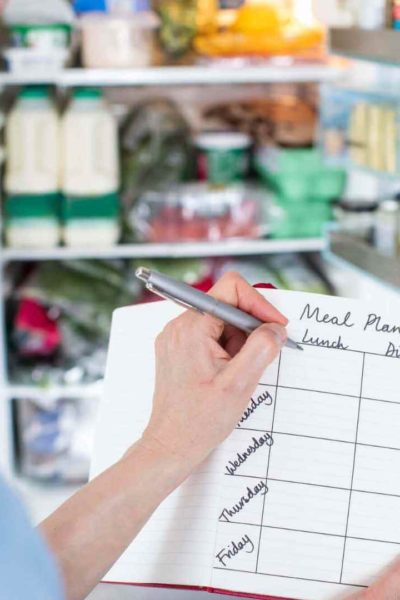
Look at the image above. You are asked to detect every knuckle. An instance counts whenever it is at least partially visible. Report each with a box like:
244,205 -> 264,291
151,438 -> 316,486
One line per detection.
155,331 -> 166,351
164,319 -> 179,337
159,322 -> 173,342
221,270 -> 242,285
255,328 -> 280,354
162,316 -> 186,344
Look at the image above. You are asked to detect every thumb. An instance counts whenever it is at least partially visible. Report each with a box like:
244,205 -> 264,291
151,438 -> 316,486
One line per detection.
219,323 -> 287,396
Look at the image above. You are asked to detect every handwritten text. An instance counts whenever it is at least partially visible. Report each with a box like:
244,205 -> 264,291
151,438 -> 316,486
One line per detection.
238,390 -> 273,427
216,534 -> 255,567
219,480 -> 268,522
225,433 -> 273,475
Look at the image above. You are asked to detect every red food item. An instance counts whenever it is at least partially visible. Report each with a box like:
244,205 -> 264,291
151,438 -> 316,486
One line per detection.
197,152 -> 208,181
145,194 -> 260,242
193,274 -> 214,292
180,215 -> 209,241
14,297 -> 61,358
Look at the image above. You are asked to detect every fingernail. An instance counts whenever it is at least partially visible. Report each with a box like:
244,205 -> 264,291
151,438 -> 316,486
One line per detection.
268,323 -> 288,345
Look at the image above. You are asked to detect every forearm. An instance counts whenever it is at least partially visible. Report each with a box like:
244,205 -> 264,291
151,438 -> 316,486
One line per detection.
40,442 -> 186,600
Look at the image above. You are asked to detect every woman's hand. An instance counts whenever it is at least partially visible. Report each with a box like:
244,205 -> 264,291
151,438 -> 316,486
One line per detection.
141,271 -> 288,477
41,272 -> 287,600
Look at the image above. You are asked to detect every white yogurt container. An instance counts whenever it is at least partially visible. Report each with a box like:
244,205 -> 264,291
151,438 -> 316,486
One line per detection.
80,11 -> 159,68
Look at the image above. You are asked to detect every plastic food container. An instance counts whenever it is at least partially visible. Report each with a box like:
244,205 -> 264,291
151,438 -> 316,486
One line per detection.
5,86 -> 61,195
9,23 -> 72,50
132,182 -> 271,243
4,47 -> 69,74
61,88 -> 120,197
255,147 -> 346,204
15,395 -> 97,483
334,199 -> 378,241
195,132 -> 252,185
80,12 -> 159,68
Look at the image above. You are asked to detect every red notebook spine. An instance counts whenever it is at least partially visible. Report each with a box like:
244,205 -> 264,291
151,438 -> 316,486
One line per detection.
104,580 -> 291,600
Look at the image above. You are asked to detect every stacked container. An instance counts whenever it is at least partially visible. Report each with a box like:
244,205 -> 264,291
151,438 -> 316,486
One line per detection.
5,86 -> 61,248
61,87 -> 120,246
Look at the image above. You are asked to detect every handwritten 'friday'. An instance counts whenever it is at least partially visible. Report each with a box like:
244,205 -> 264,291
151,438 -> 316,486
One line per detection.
299,304 -> 400,357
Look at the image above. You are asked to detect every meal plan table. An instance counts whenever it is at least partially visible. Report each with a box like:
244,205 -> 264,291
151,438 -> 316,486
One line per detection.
213,300 -> 400,594
91,289 -> 400,600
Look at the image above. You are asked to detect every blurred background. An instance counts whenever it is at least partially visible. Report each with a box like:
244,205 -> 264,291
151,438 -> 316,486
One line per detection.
0,4 -> 399,592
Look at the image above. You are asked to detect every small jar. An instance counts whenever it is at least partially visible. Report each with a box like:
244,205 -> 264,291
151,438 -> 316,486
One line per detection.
334,199 -> 378,241
374,199 -> 400,257
194,132 -> 252,186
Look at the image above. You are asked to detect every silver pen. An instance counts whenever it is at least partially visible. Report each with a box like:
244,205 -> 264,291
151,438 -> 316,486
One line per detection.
136,267 -> 303,352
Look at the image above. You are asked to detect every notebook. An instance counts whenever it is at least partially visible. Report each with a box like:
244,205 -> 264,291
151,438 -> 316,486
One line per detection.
90,289 -> 400,600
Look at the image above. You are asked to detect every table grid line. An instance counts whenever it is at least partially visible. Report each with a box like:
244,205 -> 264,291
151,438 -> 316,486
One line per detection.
235,427 -> 400,453
257,383 -> 400,406
299,343 -> 400,361
217,521 -> 400,547
224,473 -> 400,499
216,347 -> 399,589
255,352 -> 281,574
340,352 -> 365,583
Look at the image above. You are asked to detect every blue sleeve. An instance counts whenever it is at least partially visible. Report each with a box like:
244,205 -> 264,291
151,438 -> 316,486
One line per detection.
0,475 -> 65,600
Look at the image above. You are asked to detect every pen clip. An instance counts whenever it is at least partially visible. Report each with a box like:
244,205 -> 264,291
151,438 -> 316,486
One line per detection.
146,283 -> 205,315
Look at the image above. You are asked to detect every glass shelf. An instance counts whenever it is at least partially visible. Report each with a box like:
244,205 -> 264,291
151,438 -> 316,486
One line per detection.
1,238 -> 324,263
326,231 -> 400,291
330,28 -> 400,66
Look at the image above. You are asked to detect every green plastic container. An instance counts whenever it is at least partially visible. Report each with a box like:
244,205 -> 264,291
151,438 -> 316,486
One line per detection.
272,198 -> 334,239
195,132 -> 252,185
256,147 -> 347,204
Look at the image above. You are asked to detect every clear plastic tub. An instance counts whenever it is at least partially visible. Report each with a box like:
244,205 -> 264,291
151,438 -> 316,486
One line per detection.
80,12 -> 159,68
132,182 -> 272,243
4,47 -> 69,74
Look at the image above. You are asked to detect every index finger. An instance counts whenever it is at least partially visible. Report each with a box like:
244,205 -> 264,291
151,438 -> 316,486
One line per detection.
208,271 -> 288,326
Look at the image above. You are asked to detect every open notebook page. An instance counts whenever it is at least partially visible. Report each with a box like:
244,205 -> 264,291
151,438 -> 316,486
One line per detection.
90,300 -> 221,588
91,290 -> 400,599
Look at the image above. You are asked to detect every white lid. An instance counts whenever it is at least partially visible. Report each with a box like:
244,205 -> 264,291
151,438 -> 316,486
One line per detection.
195,132 -> 252,151
79,11 -> 159,28
379,199 -> 400,213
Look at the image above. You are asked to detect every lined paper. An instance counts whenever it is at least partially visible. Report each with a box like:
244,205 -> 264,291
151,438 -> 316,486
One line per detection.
91,290 -> 400,599
91,301 -> 220,587
211,290 -> 400,599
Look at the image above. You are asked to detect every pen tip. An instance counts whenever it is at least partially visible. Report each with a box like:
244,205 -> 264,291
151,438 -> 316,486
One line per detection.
136,267 -> 151,283
297,344 -> 304,351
